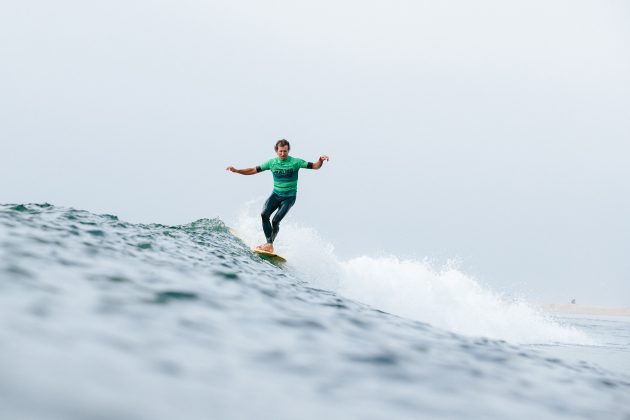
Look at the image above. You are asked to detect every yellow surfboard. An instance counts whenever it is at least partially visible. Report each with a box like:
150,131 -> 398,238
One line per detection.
229,227 -> 287,265
253,248 -> 287,265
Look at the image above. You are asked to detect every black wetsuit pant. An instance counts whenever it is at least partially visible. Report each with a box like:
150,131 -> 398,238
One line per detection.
261,193 -> 296,244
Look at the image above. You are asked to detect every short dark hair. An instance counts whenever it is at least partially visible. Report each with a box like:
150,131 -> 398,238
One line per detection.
275,139 -> 290,151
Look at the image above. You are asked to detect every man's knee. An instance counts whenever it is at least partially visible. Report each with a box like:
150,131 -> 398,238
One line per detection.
261,212 -> 271,220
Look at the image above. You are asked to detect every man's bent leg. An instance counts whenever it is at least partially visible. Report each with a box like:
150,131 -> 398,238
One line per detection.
270,196 -> 296,243
261,194 -> 281,245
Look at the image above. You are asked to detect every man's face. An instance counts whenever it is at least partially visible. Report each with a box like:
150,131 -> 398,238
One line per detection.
276,145 -> 289,160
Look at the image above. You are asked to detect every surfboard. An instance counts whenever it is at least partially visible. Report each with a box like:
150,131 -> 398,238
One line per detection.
253,248 -> 287,265
228,227 -> 287,265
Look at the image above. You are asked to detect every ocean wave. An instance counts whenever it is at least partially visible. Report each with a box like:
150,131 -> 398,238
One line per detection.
1,203 -> 628,420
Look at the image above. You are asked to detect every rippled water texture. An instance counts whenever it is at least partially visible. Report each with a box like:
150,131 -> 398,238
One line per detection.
1,204 -> 628,420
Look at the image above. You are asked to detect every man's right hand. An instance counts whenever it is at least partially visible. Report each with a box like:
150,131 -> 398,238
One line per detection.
226,166 -> 237,172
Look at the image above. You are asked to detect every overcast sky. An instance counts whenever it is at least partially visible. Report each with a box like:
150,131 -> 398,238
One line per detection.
1,0 -> 629,305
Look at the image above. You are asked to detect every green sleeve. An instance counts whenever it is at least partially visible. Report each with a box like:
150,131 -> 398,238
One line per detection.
294,158 -> 309,169
259,159 -> 273,171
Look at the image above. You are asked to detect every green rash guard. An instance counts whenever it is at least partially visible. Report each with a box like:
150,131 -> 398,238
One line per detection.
256,156 -> 313,197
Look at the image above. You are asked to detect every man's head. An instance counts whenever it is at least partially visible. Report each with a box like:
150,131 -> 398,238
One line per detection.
275,139 -> 290,160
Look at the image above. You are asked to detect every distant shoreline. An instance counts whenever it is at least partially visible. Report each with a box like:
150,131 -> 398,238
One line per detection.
537,304 -> 630,317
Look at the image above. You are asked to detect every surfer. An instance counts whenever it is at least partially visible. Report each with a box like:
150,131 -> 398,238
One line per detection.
226,139 -> 328,254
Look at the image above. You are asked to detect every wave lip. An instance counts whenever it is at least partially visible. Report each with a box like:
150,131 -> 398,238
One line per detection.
234,209 -> 591,345
338,255 -> 590,345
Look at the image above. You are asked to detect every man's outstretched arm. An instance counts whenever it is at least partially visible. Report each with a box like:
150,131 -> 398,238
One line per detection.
311,155 -> 329,170
226,166 -> 258,175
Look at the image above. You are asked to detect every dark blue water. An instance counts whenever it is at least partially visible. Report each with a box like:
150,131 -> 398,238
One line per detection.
1,204 -> 628,420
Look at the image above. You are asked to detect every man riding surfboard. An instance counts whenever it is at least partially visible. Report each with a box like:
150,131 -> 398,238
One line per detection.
226,139 -> 329,254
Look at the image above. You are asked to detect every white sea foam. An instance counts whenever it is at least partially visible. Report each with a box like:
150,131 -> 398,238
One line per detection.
233,206 -> 591,345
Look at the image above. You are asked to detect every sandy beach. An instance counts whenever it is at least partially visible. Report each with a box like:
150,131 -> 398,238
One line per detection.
538,304 -> 630,317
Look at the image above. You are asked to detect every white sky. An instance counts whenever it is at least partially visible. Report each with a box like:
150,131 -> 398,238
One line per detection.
1,0 -> 629,305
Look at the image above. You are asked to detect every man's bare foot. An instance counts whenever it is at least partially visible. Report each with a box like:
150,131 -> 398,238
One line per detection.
256,243 -> 274,253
